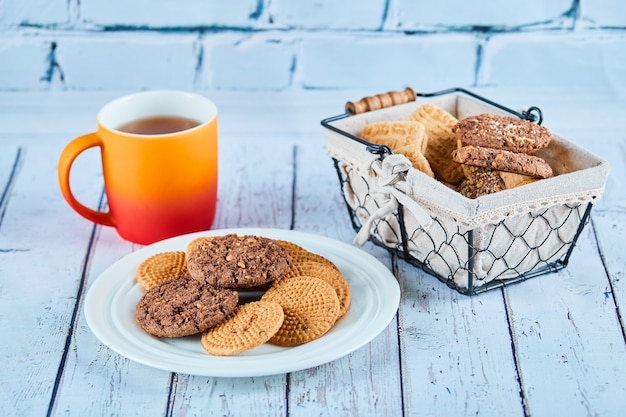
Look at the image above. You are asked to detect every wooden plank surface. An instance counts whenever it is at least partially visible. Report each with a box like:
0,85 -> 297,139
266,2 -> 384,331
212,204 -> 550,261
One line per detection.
0,146 -> 102,415
0,89 -> 625,416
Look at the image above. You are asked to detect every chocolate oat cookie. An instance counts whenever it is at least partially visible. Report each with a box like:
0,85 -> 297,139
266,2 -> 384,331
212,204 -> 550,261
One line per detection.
186,234 -> 291,289
457,168 -> 505,199
135,276 -> 238,338
455,114 -> 551,154
452,145 -> 553,179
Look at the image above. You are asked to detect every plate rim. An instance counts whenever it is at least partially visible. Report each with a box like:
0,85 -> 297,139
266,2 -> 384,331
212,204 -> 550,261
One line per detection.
84,227 -> 400,377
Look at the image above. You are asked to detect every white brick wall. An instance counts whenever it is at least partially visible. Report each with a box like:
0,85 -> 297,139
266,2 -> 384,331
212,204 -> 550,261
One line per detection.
0,0 -> 625,92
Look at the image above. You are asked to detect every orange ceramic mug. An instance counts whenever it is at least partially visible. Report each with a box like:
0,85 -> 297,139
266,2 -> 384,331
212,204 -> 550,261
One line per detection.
58,91 -> 218,245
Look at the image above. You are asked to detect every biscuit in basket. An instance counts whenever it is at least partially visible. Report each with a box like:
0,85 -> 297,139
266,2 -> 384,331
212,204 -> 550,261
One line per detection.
498,171 -> 537,189
394,144 -> 435,177
406,104 -> 465,185
452,145 -> 553,179
454,114 -> 551,153
186,234 -> 291,289
200,301 -> 284,356
261,276 -> 340,346
457,139 -> 476,179
284,260 -> 351,320
457,168 -> 505,199
135,251 -> 188,291
360,121 -> 427,153
457,139 -> 536,191
135,276 -> 238,338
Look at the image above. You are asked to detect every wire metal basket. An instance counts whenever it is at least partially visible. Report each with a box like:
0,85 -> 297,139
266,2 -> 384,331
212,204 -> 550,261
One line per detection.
322,88 -> 606,295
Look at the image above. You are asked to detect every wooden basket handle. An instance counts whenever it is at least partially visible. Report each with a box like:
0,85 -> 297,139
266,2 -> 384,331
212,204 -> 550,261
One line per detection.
345,87 -> 416,115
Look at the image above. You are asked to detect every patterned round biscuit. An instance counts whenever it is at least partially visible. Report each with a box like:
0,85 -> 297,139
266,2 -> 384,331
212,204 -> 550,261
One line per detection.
284,261 -> 351,320
275,240 -> 338,271
135,276 -> 238,338
135,251 -> 188,291
186,234 -> 291,289
200,301 -> 284,356
261,276 -> 340,347
454,114 -> 551,153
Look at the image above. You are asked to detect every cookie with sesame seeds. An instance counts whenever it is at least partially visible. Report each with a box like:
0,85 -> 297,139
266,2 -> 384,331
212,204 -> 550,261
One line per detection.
454,114 -> 551,154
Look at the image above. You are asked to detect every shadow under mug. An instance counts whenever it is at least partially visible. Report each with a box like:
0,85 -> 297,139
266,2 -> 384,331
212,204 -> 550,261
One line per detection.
58,90 -> 219,245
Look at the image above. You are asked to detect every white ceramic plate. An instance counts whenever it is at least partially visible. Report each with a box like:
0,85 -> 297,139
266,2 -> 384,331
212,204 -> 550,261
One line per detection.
84,228 -> 400,377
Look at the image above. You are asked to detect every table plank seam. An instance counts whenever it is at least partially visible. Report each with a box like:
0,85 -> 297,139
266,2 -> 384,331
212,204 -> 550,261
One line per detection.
289,145 -> 297,231
0,146 -> 23,227
165,373 -> 178,417
46,189 -> 105,417
589,216 -> 626,345
502,288 -> 531,417
392,257 -> 408,417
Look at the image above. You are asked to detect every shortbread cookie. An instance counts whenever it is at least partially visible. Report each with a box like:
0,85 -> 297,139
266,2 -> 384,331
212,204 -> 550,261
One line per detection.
406,103 -> 458,129
135,276 -> 238,338
452,145 -> 553,179
360,121 -> 427,153
186,234 -> 291,289
261,276 -> 340,347
406,104 -> 465,185
498,171 -> 537,189
457,168 -> 505,199
135,251 -> 188,291
455,114 -> 551,153
395,144 -> 435,177
201,301 -> 284,356
284,260 -> 351,320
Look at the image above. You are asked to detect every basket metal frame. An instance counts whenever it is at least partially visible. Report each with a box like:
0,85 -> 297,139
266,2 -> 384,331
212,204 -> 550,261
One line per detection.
322,87 -> 592,295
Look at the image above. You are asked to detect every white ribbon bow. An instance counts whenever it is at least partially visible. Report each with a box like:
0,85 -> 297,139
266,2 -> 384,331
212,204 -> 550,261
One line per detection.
354,154 -> 433,246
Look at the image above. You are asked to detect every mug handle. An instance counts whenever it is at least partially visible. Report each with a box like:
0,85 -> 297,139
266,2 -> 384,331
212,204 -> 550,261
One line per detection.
57,133 -> 115,227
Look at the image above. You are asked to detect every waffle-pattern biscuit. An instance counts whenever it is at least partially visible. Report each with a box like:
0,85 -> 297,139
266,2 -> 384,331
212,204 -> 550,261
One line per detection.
406,104 -> 465,185
135,276 -> 238,338
452,145 -> 553,179
201,301 -> 284,356
135,251 -> 188,291
186,234 -> 291,288
276,240 -> 339,271
284,260 -> 351,320
455,114 -> 551,153
457,168 -> 505,199
261,276 -> 340,347
360,121 -> 427,153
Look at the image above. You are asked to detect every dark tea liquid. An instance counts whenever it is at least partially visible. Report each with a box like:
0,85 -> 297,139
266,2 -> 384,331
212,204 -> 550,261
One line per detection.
117,115 -> 201,135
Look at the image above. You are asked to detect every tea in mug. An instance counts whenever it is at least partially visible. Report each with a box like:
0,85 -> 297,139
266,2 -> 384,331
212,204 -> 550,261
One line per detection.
117,115 -> 201,135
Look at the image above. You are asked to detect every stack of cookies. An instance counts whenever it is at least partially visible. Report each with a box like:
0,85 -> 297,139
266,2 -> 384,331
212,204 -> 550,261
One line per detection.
358,103 -> 554,198
452,114 -> 553,198
134,234 -> 350,356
